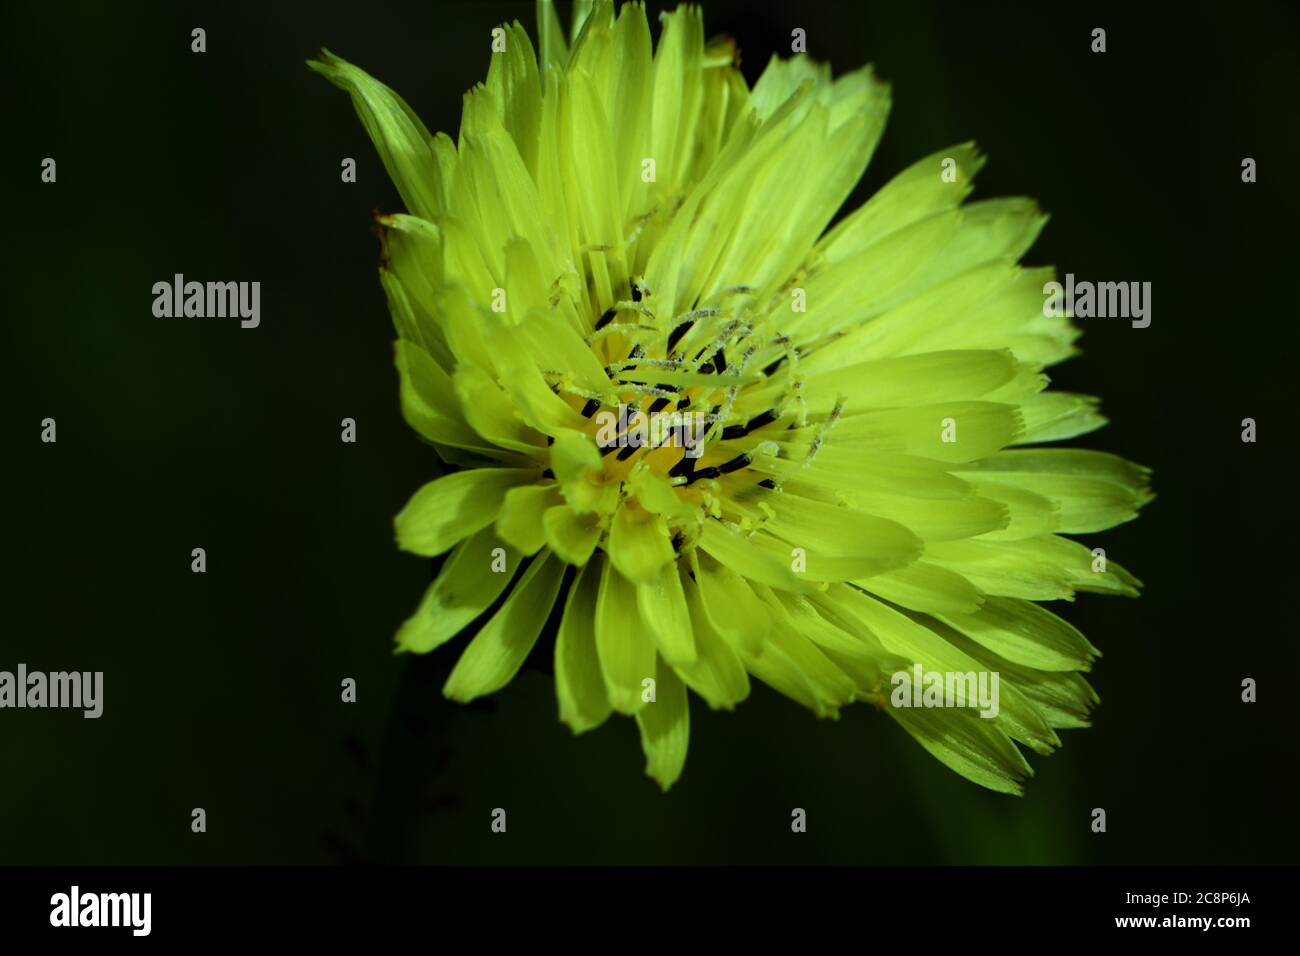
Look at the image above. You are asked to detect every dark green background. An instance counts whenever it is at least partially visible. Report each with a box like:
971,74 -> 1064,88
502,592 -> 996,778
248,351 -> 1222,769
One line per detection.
5,0 -> 1298,864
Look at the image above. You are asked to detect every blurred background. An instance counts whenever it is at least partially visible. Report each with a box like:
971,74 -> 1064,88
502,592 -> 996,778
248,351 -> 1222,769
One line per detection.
4,0 -> 1298,864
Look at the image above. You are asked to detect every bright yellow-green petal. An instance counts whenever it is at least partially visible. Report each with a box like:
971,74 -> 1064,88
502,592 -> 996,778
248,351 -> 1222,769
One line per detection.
607,498 -> 674,584
857,561 -> 985,615
554,560 -> 611,733
635,562 -> 696,665
675,573 -> 750,709
818,141 -> 984,261
594,557 -> 656,715
496,483 -> 564,555
741,611 -> 857,719
395,467 -> 536,556
938,597 -> 1099,672
394,336 -> 503,458
551,430 -> 618,514
635,656 -> 690,790
542,504 -> 604,565
756,489 -> 924,578
443,551 -> 565,701
889,704 -> 1031,796
308,51 -> 448,221
696,519 -> 809,596
395,527 -> 521,653
320,5 -> 1151,795
535,0 -> 569,72
956,449 -> 1153,533
453,364 -> 545,455
689,550 -> 770,658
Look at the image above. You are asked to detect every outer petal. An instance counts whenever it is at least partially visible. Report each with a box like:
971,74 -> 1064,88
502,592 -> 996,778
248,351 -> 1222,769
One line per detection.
554,561 -> 611,733
607,499 -> 674,584
634,656 -> 690,790
396,527 -> 521,653
888,704 -> 1031,796
443,551 -> 565,701
395,468 -> 537,556
496,484 -> 564,555
542,504 -> 604,565
635,563 -> 696,665
675,573 -> 750,709
308,51 -> 448,221
594,558 -> 656,715
937,597 -> 1099,672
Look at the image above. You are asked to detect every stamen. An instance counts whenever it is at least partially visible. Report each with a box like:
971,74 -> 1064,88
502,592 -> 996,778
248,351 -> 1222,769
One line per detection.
720,408 -> 779,440
678,308 -> 721,322
802,396 -> 845,467
715,452 -> 751,475
589,322 -> 657,346
684,465 -> 720,484
715,285 -> 754,298
667,321 -> 693,351
621,383 -> 682,400
612,356 -> 683,373
668,455 -> 697,479
540,376 -> 607,403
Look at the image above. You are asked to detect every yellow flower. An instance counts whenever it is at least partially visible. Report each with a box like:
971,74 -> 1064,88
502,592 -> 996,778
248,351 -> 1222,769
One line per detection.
310,0 -> 1151,793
